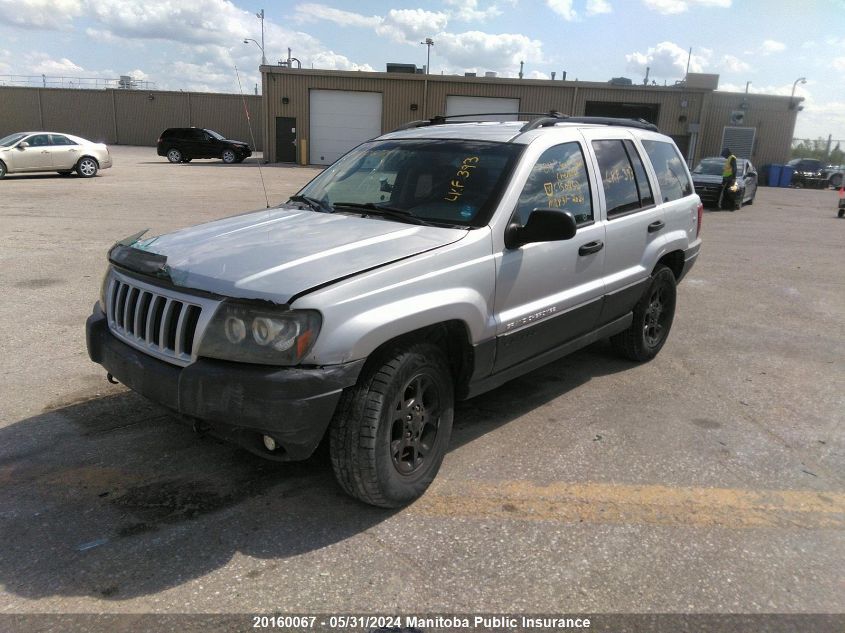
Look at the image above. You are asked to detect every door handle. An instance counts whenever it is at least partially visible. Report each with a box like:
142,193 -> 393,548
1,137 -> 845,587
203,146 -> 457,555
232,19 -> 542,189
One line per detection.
648,220 -> 665,233
41,150 -> 49,154
578,240 -> 604,256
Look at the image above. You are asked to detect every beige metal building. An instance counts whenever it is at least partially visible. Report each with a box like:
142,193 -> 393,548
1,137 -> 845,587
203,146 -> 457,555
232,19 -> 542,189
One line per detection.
260,67 -> 799,168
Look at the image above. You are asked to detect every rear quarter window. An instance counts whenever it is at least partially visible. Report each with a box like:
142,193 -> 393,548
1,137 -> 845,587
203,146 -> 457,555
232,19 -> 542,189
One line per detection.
641,140 -> 693,202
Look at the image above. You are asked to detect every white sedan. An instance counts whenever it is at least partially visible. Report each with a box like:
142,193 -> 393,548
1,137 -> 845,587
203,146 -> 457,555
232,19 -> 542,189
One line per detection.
0,132 -> 113,178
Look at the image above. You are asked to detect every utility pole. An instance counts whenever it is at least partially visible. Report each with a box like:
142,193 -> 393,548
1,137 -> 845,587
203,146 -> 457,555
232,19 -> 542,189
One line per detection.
256,9 -> 267,66
421,38 -> 434,119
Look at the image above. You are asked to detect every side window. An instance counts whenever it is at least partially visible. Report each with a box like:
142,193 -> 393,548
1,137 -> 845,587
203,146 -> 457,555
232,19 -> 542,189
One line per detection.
514,142 -> 592,225
49,134 -> 76,146
641,139 -> 693,202
592,139 -> 654,218
27,134 -> 50,147
189,129 -> 207,141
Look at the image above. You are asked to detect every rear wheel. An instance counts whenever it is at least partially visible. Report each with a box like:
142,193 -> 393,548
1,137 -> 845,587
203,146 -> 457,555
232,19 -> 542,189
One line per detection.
76,157 -> 98,178
611,265 -> 677,362
222,149 -> 237,164
166,148 -> 182,163
329,342 -> 454,507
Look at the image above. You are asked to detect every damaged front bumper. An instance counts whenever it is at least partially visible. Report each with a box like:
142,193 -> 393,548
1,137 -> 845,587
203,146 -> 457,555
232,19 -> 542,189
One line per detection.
85,306 -> 364,460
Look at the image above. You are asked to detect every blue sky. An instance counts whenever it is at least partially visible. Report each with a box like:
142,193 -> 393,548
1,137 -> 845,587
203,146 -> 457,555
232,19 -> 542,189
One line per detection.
1,0 -> 843,142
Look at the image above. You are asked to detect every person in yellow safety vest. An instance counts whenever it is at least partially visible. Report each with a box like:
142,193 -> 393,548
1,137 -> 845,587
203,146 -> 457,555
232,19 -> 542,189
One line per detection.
719,147 -> 739,211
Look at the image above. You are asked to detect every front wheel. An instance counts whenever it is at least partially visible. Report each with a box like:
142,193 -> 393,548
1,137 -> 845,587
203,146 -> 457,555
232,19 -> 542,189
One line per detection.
0,161 -> 6,178
611,265 -> 677,362
329,342 -> 454,508
76,157 -> 98,178
222,149 -> 237,164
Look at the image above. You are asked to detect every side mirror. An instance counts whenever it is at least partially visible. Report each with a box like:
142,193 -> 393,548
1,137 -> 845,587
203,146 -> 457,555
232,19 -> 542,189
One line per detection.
505,208 -> 577,250
17,141 -> 29,149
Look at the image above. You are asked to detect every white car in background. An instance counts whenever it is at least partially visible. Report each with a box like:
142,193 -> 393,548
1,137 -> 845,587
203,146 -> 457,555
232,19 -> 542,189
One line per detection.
0,132 -> 113,178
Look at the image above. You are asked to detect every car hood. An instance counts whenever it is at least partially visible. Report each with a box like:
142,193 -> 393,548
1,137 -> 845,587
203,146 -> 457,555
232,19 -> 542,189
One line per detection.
129,207 -> 468,303
691,174 -> 723,184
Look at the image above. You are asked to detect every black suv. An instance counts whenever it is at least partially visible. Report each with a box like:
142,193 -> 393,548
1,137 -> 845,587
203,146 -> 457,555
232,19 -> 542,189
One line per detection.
157,128 -> 252,164
787,158 -> 826,188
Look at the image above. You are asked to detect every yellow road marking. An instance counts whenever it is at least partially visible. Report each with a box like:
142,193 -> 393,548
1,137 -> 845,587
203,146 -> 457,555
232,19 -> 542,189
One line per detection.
411,481 -> 845,529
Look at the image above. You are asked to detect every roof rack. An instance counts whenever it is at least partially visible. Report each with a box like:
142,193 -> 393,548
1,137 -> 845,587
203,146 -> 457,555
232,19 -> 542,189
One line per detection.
390,111 -> 564,132
390,112 -> 659,134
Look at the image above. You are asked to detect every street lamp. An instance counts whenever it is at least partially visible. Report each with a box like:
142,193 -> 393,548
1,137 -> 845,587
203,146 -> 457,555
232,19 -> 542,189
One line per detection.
256,9 -> 267,66
790,76 -> 806,111
244,38 -> 266,67
420,37 -> 433,119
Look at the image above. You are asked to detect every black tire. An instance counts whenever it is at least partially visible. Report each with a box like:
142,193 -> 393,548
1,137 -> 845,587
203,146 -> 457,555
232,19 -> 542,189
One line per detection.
831,174 -> 843,189
166,148 -> 182,163
0,161 -> 6,178
838,208 -> 844,219
221,149 -> 237,164
745,194 -> 754,205
76,156 -> 98,178
610,265 -> 677,362
329,342 -> 454,508
793,181 -> 803,189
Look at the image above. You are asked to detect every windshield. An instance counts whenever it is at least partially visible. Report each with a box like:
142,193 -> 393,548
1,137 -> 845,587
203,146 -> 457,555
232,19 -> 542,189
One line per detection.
0,133 -> 27,147
295,139 -> 524,227
206,129 -> 226,140
692,159 -> 724,175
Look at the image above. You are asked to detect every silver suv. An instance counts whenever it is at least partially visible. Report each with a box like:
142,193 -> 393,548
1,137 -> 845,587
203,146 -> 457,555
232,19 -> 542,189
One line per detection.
86,115 -> 702,507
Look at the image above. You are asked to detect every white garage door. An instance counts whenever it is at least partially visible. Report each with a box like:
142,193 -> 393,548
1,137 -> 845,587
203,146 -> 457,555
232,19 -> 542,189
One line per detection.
445,96 -> 520,121
310,90 -> 383,166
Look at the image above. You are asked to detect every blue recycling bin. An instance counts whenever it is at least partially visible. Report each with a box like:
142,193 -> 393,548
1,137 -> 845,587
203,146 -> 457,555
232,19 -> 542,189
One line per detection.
767,164 -> 782,187
779,165 -> 795,187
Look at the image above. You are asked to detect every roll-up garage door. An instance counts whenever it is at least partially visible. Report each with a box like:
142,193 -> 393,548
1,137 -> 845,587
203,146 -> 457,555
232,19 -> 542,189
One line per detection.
309,90 -> 383,166
445,96 -> 520,121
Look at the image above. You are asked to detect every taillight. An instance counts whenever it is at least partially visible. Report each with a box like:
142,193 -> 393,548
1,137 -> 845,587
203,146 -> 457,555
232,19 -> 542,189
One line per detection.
696,202 -> 703,237
156,137 -> 162,144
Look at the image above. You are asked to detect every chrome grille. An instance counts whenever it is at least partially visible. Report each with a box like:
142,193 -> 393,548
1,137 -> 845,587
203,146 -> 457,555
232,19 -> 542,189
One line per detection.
105,271 -> 218,366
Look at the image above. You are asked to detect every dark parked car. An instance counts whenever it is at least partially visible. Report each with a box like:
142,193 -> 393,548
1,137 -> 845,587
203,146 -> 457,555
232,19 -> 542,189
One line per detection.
787,158 -> 827,188
691,156 -> 757,209
156,128 -> 251,164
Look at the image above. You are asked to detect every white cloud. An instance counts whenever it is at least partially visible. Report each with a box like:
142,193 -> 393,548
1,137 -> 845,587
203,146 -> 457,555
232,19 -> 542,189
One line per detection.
0,0 -> 83,30
375,9 -> 449,44
546,0 -> 577,20
586,0 -> 612,15
625,41 -> 710,79
293,3 -> 380,28
444,0 -> 502,22
720,55 -> 751,73
435,30 -> 545,74
760,39 -> 785,54
642,0 -> 730,14
528,70 -> 551,79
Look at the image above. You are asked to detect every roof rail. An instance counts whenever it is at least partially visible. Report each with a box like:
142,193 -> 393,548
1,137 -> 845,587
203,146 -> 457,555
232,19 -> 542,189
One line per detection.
390,111 -> 563,133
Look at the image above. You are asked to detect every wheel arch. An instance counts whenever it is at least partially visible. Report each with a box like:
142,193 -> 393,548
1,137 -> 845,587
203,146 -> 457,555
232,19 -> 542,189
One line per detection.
655,249 -> 684,280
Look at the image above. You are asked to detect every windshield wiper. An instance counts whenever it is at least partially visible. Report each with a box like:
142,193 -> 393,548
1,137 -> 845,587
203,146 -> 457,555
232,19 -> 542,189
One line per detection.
332,202 -> 435,226
287,194 -> 333,213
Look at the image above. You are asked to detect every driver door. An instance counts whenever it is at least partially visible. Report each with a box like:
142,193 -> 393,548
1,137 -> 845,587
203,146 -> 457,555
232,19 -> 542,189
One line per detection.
14,134 -> 53,171
493,141 -> 606,372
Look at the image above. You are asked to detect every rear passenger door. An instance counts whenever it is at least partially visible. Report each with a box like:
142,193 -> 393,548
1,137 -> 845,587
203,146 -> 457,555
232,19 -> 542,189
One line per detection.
582,130 -> 664,326
493,140 -> 606,372
49,134 -> 80,170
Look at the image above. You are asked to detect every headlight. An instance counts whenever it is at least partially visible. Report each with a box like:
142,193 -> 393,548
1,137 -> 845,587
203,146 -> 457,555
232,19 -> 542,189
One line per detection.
197,301 -> 321,365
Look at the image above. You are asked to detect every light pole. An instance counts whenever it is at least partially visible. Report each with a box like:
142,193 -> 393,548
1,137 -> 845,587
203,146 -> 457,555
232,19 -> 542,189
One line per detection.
420,37 -> 433,118
244,38 -> 265,67
256,9 -> 267,66
791,76 -> 806,103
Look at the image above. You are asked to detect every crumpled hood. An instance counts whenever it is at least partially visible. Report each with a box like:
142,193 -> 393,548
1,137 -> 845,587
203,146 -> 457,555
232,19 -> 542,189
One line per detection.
132,207 -> 468,303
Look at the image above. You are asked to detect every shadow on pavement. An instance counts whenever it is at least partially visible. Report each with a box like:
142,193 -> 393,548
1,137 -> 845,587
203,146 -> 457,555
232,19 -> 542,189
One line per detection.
0,341 -> 630,601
